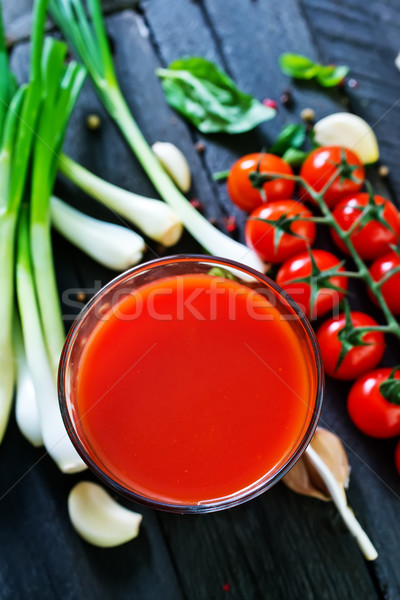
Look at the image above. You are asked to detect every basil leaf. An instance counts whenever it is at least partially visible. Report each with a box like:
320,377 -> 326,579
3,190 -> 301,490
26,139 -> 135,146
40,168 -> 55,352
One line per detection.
156,57 -> 275,134
315,65 -> 349,87
269,123 -> 307,155
279,53 -> 318,79
279,53 -> 349,88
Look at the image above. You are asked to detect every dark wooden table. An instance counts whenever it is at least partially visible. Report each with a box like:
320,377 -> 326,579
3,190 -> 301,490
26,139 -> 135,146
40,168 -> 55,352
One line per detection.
2,1 -> 400,598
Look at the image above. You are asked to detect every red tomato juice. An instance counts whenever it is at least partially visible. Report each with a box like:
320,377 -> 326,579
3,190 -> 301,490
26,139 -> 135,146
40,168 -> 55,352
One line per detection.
76,274 -> 317,505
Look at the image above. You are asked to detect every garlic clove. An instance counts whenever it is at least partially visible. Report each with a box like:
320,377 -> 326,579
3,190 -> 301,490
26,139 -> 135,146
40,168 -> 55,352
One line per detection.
152,141 -> 191,192
313,112 -> 379,164
283,427 -> 350,501
309,427 -> 350,497
68,481 -> 142,547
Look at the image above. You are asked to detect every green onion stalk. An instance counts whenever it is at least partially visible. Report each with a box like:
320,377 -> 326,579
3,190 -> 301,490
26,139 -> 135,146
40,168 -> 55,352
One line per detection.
29,8 -> 86,377
16,206 -> 85,472
49,0 -> 265,273
0,0 -> 42,440
0,0 -> 87,459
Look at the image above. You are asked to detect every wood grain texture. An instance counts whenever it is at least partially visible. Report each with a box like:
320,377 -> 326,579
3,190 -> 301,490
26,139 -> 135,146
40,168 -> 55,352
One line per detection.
300,0 -> 400,202
2,0 -> 400,598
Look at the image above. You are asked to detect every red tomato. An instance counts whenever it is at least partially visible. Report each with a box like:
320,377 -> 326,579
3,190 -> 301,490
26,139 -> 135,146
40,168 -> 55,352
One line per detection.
368,251 -> 400,314
331,193 -> 400,261
244,200 -> 316,263
275,249 -> 348,319
299,146 -> 364,208
347,368 -> 400,438
394,440 -> 400,476
227,153 -> 295,212
316,312 -> 385,380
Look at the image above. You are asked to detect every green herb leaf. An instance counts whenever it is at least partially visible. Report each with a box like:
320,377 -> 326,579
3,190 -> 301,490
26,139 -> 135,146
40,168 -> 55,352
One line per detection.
315,65 -> 349,87
156,57 -> 276,134
269,123 -> 307,155
279,54 -> 318,80
282,147 -> 309,167
279,53 -> 349,88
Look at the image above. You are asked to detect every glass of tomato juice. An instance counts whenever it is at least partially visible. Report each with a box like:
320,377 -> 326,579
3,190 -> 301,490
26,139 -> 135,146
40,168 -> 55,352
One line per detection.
58,255 -> 323,513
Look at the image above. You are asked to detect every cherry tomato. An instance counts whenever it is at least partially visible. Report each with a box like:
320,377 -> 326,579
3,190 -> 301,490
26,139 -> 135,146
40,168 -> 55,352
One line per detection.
394,440 -> 400,476
244,200 -> 316,263
227,153 -> 295,212
316,312 -> 385,380
275,249 -> 348,319
331,193 -> 400,261
299,146 -> 365,208
347,368 -> 400,438
368,251 -> 400,314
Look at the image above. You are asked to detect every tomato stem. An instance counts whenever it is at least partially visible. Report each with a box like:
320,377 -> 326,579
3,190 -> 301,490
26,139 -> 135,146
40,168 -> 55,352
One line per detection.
374,265 -> 400,288
259,169 -> 400,340
351,324 -> 396,335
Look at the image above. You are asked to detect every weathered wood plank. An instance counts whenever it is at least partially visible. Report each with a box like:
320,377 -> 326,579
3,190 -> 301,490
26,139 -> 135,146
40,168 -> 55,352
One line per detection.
300,0 -> 400,202
0,416 -> 185,600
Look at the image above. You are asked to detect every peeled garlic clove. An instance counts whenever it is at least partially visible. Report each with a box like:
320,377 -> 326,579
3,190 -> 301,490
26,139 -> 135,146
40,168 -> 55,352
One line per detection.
313,112 -> 379,164
68,481 -> 142,547
282,427 -> 350,501
152,141 -> 191,192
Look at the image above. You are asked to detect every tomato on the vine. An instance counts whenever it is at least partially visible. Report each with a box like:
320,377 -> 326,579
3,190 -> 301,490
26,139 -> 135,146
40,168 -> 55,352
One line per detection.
368,250 -> 400,314
275,249 -> 348,319
331,193 -> 400,261
316,311 -> 385,380
244,200 -> 316,263
227,153 -> 295,212
299,146 -> 365,208
347,368 -> 400,438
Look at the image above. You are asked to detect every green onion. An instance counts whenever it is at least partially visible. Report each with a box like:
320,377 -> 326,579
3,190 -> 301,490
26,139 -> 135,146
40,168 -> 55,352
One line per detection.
14,319 -> 43,448
0,5 -> 41,440
16,206 -> 86,472
49,0 -> 265,273
50,195 -> 146,270
29,13 -> 86,377
58,154 -> 183,247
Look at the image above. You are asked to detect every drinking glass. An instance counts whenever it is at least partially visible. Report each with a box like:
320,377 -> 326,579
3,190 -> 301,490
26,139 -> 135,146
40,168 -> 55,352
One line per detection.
58,255 -> 324,513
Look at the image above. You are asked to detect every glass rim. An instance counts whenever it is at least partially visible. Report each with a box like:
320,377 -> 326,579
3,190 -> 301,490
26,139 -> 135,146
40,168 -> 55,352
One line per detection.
58,254 -> 324,513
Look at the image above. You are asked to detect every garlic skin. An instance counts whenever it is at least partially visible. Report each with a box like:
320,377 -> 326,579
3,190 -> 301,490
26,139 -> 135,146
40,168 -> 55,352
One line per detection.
152,141 -> 191,193
283,427 -> 350,501
68,481 -> 142,547
283,428 -> 377,561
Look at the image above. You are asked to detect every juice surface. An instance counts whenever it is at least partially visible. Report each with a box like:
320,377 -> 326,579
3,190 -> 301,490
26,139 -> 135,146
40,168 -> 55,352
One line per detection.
76,274 -> 317,505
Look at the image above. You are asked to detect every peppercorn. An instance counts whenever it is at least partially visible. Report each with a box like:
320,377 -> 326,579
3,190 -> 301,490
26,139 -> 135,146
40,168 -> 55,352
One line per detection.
280,89 -> 293,107
300,107 -> 315,123
86,114 -> 102,130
